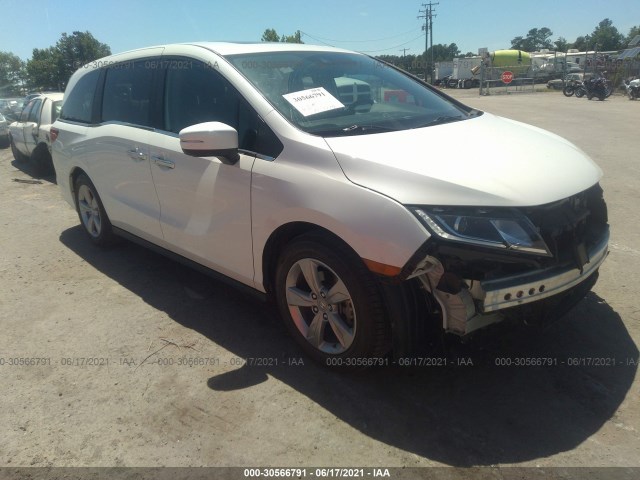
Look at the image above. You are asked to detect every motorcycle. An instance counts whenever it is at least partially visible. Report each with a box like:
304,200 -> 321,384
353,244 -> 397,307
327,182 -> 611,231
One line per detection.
583,74 -> 611,101
624,78 -> 640,100
562,78 -> 582,97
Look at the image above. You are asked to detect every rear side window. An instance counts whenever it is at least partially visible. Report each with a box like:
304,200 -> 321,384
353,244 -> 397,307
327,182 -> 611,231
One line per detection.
52,100 -> 62,122
61,69 -> 100,123
20,100 -> 35,122
27,98 -> 42,123
102,60 -> 154,127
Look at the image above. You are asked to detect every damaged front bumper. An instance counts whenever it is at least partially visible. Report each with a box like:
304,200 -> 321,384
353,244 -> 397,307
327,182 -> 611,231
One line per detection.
410,227 -> 609,336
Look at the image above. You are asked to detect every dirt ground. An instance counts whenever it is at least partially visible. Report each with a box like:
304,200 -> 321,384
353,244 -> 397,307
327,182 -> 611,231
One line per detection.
0,90 -> 638,478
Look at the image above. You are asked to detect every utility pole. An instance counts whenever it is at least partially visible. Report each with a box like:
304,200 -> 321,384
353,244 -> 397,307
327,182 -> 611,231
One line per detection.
418,2 -> 438,83
399,48 -> 411,72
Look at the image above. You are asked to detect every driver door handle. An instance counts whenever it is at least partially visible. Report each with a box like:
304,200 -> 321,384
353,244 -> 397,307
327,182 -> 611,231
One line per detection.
152,155 -> 175,169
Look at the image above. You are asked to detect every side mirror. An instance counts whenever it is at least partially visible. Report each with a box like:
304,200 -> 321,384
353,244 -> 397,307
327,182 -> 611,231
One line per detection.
179,121 -> 240,164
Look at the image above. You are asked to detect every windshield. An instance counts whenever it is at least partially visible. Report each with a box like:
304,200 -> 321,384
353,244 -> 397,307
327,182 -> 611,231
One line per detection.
226,51 -> 477,136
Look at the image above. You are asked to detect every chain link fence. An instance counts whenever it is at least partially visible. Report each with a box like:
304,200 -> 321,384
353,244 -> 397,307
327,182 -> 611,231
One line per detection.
479,64 -> 536,95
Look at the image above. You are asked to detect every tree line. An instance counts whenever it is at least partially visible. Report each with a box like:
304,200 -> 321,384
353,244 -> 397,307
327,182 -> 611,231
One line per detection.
0,31 -> 110,96
376,19 -> 639,75
511,19 -> 639,53
1,20 -> 638,97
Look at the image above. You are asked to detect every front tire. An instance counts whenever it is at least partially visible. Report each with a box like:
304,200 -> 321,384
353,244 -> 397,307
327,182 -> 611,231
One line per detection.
562,85 -> 574,97
274,233 -> 391,367
74,173 -> 115,247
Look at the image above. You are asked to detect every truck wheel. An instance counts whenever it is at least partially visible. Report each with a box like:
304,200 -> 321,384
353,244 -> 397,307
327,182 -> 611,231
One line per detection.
274,233 -> 391,367
74,173 -> 115,247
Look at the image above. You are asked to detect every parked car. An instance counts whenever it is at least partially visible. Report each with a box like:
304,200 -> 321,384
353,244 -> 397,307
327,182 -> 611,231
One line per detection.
51,43 -> 609,366
0,112 -> 9,147
9,92 -> 63,174
0,98 -> 23,122
547,73 -> 584,90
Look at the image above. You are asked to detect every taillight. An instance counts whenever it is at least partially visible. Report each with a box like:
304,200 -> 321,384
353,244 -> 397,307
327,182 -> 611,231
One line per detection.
50,127 -> 59,143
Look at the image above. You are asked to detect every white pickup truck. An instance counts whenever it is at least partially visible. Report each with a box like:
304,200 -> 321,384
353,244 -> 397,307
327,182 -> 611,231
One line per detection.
9,92 -> 63,175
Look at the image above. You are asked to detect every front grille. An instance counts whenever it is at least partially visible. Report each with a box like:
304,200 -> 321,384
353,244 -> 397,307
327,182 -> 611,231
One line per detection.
521,183 -> 608,268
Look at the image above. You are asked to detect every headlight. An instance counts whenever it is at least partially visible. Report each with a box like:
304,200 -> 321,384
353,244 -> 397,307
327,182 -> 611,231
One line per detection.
411,207 -> 551,256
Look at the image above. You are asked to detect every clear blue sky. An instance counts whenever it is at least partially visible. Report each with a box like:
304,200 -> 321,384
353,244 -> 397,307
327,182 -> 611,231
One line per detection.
0,0 -> 637,61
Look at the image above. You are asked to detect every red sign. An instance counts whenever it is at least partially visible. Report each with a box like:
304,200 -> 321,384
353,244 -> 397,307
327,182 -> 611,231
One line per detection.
501,71 -> 514,84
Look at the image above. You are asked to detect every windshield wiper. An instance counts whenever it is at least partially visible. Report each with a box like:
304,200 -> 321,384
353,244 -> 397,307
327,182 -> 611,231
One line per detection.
416,115 -> 466,128
341,124 -> 399,134
310,124 -> 399,137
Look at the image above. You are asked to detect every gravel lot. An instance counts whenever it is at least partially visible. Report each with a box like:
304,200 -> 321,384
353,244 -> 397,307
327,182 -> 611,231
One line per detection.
0,89 -> 638,478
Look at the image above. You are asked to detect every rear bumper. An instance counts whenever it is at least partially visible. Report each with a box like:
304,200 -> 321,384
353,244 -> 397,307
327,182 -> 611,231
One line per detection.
480,228 -> 609,313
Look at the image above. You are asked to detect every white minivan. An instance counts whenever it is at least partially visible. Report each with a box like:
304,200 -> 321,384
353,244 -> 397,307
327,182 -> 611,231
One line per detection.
51,43 -> 609,366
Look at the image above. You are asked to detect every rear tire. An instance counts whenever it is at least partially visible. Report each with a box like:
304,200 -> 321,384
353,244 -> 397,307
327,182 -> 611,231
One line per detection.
10,138 -> 26,162
562,85 -> 574,97
31,144 -> 54,176
74,173 -> 115,247
274,233 -> 391,368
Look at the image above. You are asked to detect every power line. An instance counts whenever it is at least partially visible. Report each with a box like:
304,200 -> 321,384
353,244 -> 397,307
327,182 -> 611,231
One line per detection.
356,33 -> 426,53
301,30 -> 426,54
300,27 -> 422,44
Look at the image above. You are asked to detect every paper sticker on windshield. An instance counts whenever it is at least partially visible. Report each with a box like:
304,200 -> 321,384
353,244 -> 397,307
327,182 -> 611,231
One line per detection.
283,88 -> 345,117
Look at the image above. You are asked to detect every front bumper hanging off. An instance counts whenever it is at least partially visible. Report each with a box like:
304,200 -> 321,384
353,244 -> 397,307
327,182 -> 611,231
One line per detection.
412,228 -> 609,336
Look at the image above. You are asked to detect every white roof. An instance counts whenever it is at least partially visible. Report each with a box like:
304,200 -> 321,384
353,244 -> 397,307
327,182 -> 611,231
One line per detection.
115,41 -> 355,58
189,42 -> 353,55
36,92 -> 64,101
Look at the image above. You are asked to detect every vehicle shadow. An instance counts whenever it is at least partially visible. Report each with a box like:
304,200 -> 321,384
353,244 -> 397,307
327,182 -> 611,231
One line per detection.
60,226 -> 638,467
10,158 -> 56,185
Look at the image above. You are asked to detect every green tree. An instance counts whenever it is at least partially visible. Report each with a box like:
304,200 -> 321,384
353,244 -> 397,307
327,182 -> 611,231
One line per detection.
589,18 -> 624,51
56,31 -> 111,83
0,51 -> 26,96
261,28 -> 281,42
626,25 -> 640,46
424,43 -> 461,63
26,31 -> 110,90
571,35 -> 591,51
511,27 -> 554,52
26,47 -> 59,90
281,30 -> 303,44
261,28 -> 304,43
554,37 -> 569,52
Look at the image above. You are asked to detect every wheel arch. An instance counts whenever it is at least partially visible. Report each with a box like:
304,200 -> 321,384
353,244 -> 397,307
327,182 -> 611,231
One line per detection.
261,222 -> 366,299
69,166 -> 89,208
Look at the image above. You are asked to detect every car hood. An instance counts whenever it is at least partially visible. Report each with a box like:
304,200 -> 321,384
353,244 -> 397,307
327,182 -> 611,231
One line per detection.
324,113 -> 602,206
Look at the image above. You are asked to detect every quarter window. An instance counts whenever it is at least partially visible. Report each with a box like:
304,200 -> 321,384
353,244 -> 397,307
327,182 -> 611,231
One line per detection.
102,60 -> 154,127
27,99 -> 42,123
60,68 -> 100,123
20,100 -> 35,122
